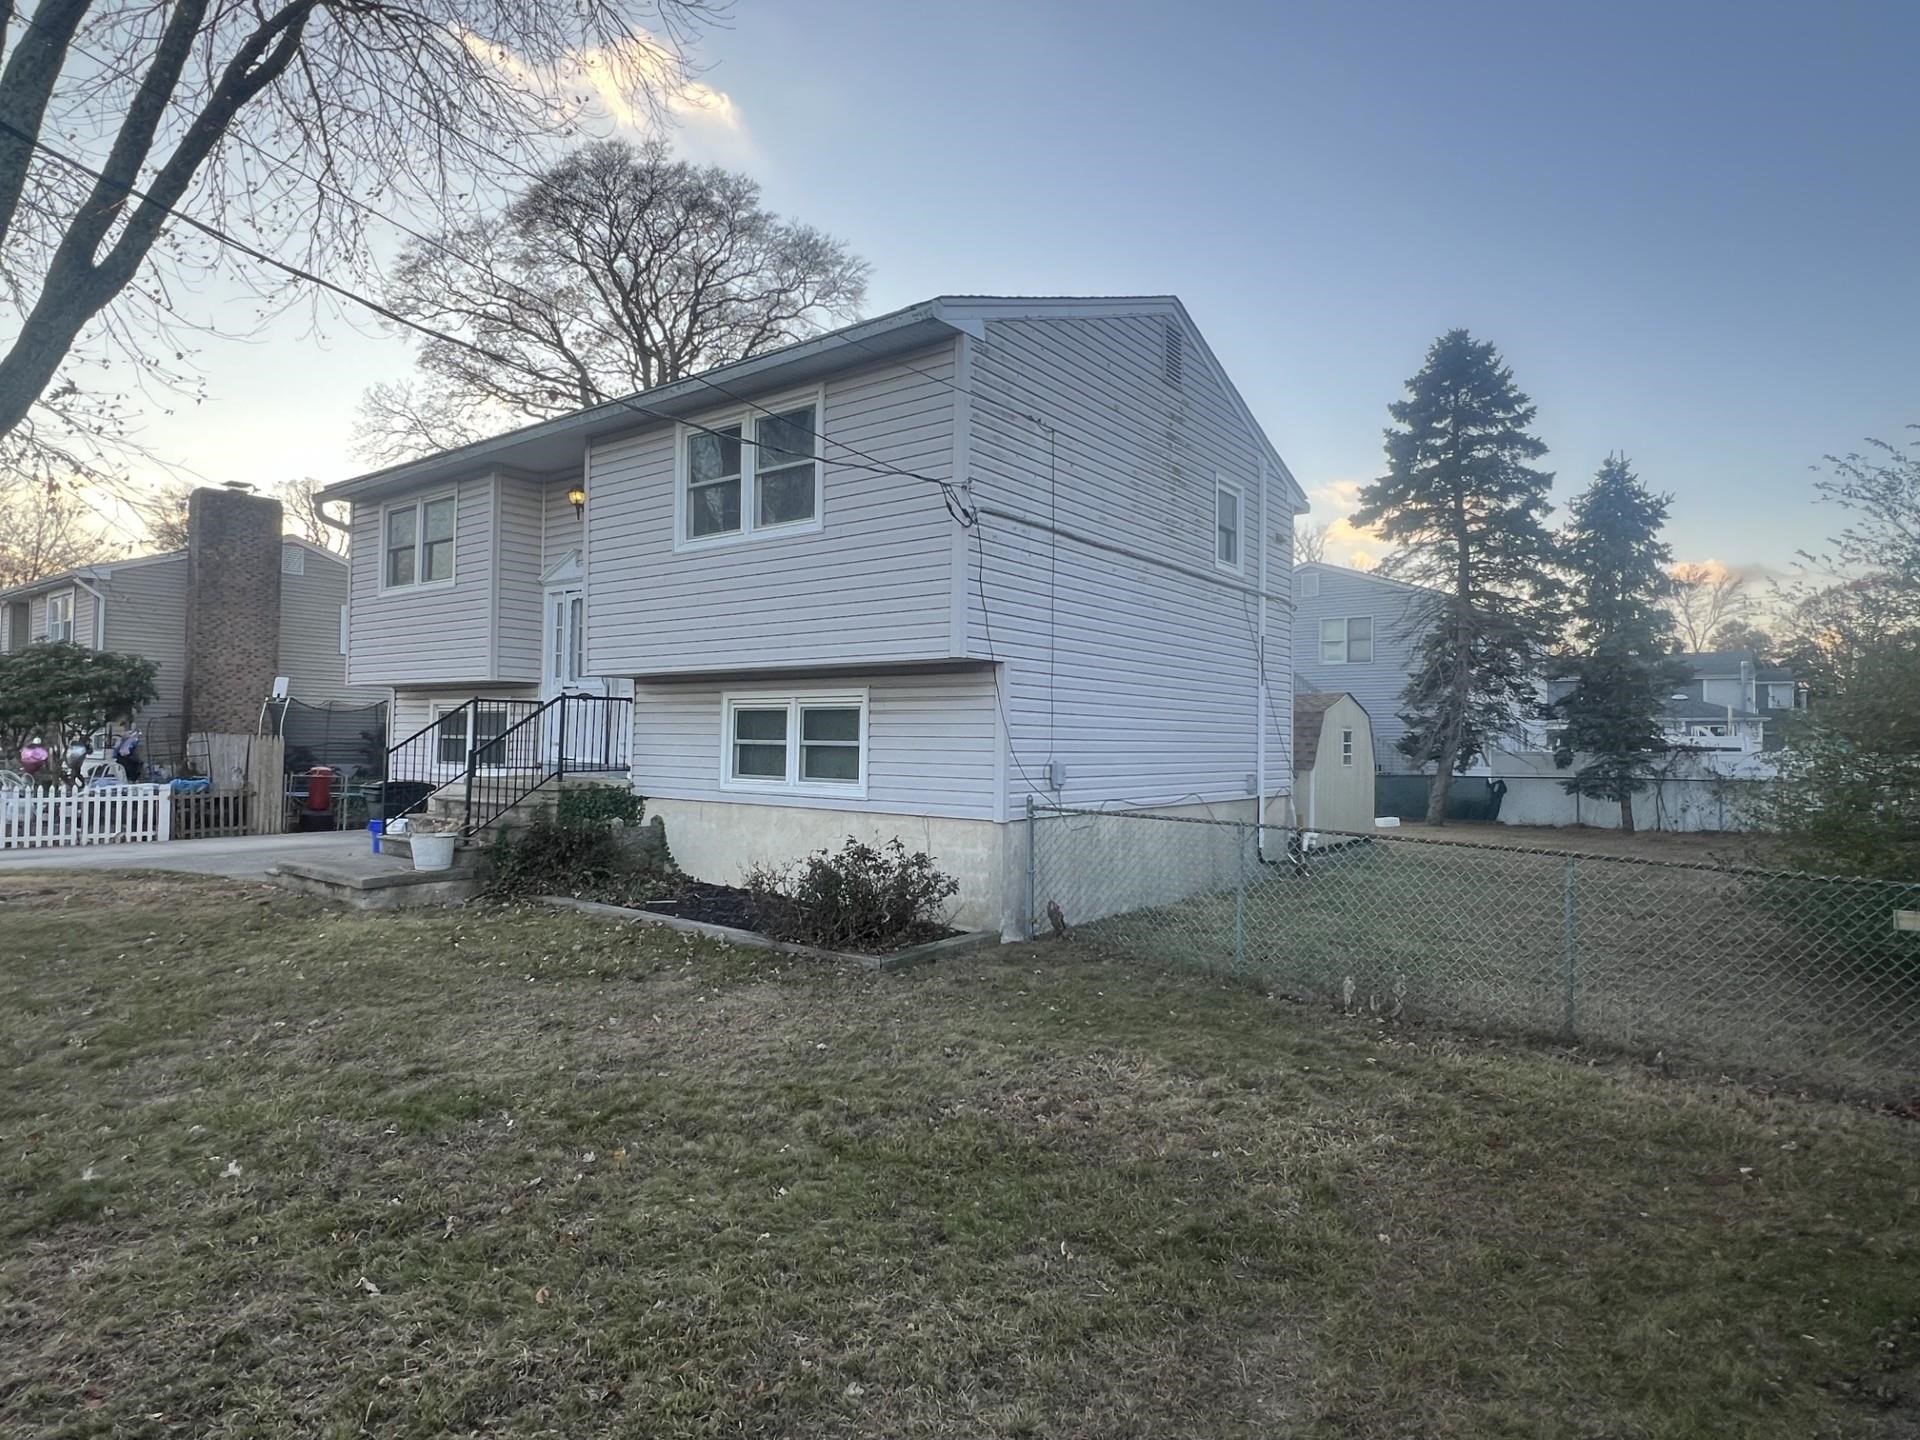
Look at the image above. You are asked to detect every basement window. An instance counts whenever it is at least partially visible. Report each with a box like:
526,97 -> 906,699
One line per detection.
722,690 -> 867,797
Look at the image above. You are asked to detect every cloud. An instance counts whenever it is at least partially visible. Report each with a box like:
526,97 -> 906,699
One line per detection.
1303,478 -> 1389,569
459,27 -> 752,165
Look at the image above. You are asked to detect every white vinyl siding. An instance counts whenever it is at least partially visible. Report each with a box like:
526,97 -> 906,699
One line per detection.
276,543 -> 383,706
633,669 -> 996,820
964,312 -> 1294,813
493,475 -> 545,684
1292,563 -> 1437,771
100,557 -> 189,744
588,344 -> 960,675
348,475 -> 498,685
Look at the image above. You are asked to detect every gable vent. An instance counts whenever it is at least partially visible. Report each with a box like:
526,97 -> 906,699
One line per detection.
1161,320 -> 1185,388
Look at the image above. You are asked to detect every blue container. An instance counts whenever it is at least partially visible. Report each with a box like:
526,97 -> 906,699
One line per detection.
368,818 -> 384,855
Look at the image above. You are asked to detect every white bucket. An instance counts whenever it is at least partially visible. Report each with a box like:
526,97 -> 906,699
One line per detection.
410,832 -> 458,871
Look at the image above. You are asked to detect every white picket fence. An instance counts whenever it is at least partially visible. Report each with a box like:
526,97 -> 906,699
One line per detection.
0,785 -> 172,850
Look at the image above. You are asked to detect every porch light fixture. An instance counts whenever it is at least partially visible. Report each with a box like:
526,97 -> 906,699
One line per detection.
567,483 -> 587,517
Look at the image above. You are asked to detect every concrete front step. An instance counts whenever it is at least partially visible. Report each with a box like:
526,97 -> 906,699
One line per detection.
269,846 -> 486,910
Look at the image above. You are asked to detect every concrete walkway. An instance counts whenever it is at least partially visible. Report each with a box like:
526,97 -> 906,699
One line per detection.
0,831 -> 370,880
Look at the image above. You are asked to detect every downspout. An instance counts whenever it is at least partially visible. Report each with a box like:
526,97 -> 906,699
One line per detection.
1254,457 -> 1270,863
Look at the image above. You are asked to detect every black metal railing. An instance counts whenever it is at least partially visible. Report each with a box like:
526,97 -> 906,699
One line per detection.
378,693 -> 633,833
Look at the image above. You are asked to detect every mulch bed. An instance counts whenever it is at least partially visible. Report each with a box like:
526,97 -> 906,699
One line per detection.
640,878 -> 758,930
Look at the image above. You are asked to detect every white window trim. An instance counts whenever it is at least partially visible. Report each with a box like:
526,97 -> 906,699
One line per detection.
44,588 -> 75,643
1298,569 -> 1320,598
1214,476 -> 1245,575
1340,728 -> 1355,767
379,490 -> 458,594
719,688 -> 868,799
1319,614 -> 1374,666
673,386 -> 827,553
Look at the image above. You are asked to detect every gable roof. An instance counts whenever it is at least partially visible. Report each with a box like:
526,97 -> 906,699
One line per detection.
0,536 -> 339,604
1293,691 -> 1368,771
1294,559 -> 1435,597
318,295 -> 1306,509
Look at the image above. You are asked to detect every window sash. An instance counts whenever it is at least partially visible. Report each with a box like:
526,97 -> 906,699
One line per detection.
723,695 -> 864,791
1215,485 -> 1240,568
1340,728 -> 1355,766
1321,616 -> 1372,664
385,495 -> 454,587
46,592 -> 73,642
682,403 -> 820,543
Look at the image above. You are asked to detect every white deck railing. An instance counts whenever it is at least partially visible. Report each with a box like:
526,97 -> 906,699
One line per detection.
0,784 -> 172,850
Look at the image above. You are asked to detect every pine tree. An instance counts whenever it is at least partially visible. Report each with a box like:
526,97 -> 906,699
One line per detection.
1553,455 -> 1692,832
1353,330 -> 1561,824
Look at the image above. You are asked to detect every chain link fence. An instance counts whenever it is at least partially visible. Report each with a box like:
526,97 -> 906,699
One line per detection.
1029,804 -> 1920,1098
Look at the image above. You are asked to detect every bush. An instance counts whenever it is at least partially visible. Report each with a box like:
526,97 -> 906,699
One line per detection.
485,791 -> 670,900
555,786 -> 646,830
744,836 -> 958,952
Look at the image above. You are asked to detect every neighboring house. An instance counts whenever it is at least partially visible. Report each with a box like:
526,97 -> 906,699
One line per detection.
0,485 -> 381,764
1291,561 -> 1436,771
319,295 -> 1306,933
1293,692 -> 1375,836
1539,650 -> 1803,757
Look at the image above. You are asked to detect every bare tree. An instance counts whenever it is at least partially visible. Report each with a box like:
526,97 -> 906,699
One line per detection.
357,138 -> 869,461
0,480 -> 119,587
140,483 -> 192,551
1666,562 -> 1750,652
273,476 -> 346,553
1294,521 -> 1329,565
0,2 -> 716,490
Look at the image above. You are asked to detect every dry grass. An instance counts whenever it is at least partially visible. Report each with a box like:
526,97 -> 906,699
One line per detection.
1,871 -> 1916,1439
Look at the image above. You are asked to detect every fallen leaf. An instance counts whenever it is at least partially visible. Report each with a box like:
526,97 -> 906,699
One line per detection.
358,1276 -> 381,1296
535,1285 -> 551,1306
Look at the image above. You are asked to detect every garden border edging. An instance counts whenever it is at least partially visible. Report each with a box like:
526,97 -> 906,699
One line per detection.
535,894 -> 1001,971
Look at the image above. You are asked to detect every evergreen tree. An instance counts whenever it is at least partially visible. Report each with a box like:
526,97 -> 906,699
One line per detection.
1353,330 -> 1561,824
1552,456 -> 1692,832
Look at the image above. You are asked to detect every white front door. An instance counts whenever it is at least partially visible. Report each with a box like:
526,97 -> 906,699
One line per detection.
543,586 -> 595,702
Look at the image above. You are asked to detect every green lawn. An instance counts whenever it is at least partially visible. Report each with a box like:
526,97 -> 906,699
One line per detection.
2,871 -> 1916,1438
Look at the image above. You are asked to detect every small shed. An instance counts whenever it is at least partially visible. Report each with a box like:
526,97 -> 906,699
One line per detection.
1293,692 -> 1375,836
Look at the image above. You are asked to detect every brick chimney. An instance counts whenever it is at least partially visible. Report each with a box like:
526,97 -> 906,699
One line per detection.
183,484 -> 283,734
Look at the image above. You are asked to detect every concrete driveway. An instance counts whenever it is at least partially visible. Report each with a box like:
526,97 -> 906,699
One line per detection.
0,831 -> 370,880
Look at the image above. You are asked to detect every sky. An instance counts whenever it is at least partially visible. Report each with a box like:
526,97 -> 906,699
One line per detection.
106,0 -> 1919,583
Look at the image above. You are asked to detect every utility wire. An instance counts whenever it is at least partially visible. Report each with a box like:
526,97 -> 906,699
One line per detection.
40,31 -> 976,518
0,116 -> 976,512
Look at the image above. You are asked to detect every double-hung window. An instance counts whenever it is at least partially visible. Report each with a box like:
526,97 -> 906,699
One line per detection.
681,397 -> 823,545
1320,616 -> 1373,665
722,691 -> 866,795
1215,479 -> 1242,571
45,590 -> 74,643
434,703 -> 510,767
384,494 -> 456,588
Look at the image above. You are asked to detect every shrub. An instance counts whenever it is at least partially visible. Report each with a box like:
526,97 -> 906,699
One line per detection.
555,786 -> 646,830
485,791 -> 670,900
486,814 -> 635,898
744,836 -> 958,952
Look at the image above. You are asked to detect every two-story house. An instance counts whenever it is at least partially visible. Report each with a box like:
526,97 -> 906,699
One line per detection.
1291,560 -> 1439,771
0,485 -> 380,766
1649,650 -> 1802,752
319,296 -> 1306,933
